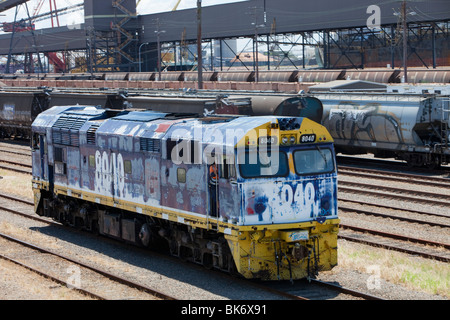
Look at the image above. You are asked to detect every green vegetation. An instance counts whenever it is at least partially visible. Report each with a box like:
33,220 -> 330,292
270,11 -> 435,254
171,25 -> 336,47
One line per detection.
338,240 -> 449,298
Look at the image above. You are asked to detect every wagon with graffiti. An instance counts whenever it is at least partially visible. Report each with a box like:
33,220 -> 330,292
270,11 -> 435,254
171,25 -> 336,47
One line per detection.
31,105 -> 339,281
315,92 -> 450,168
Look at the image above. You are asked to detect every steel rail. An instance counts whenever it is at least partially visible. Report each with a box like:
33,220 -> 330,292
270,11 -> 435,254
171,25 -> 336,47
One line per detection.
338,166 -> 450,188
339,198 -> 449,219
0,164 -> 31,174
340,223 -> 450,251
0,231 -> 177,300
338,233 -> 450,263
310,279 -> 385,300
0,252 -> 108,300
0,193 -> 384,300
0,196 -> 312,301
0,147 -> 31,157
0,158 -> 31,168
340,180 -> 450,201
339,184 -> 450,207
339,205 -> 450,229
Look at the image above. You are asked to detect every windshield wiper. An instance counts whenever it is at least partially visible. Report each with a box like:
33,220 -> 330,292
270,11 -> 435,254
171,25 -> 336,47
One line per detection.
315,145 -> 328,167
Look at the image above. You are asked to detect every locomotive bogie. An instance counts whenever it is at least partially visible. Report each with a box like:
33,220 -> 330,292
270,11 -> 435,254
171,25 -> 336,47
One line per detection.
31,105 -> 339,281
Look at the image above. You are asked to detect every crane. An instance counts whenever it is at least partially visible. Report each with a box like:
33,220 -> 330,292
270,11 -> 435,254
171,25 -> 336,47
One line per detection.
172,0 -> 181,11
33,0 -> 59,27
31,0 -> 66,72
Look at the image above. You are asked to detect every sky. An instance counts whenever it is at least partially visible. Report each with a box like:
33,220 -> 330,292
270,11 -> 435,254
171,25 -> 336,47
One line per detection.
0,0 -> 249,30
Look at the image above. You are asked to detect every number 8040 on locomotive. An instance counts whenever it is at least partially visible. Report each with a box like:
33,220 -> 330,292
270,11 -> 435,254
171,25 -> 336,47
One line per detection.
31,105 -> 339,281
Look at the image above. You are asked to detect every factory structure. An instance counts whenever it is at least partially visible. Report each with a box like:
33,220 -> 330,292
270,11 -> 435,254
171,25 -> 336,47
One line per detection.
0,0 -> 448,76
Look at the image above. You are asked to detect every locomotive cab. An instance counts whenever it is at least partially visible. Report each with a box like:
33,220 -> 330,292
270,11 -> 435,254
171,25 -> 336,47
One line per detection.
235,143 -> 337,225
215,117 -> 339,280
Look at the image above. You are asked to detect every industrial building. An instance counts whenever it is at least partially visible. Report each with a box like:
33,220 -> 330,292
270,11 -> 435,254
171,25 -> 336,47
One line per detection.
0,0 -> 448,76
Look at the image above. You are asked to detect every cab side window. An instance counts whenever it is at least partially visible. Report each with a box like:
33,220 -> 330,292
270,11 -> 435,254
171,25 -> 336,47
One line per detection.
219,156 -> 236,180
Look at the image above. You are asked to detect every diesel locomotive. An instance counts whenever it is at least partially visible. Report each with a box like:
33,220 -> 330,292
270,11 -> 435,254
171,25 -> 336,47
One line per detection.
31,105 -> 339,281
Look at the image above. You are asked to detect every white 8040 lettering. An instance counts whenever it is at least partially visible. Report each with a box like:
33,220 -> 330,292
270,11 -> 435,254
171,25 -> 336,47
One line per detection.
278,183 -> 318,216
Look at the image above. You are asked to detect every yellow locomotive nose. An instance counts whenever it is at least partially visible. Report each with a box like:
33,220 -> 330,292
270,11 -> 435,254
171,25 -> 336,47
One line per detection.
226,219 -> 339,281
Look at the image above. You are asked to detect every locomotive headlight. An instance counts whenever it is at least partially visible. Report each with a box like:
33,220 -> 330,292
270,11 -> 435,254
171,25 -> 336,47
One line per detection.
254,201 -> 267,215
281,135 -> 289,145
290,135 -> 296,144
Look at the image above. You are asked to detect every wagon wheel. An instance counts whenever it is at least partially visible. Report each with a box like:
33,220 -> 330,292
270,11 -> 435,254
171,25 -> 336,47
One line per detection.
425,155 -> 441,170
405,154 -> 423,168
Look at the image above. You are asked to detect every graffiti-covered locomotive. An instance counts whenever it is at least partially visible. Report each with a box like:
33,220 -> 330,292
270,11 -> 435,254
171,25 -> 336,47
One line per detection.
314,92 -> 450,168
31,105 -> 339,281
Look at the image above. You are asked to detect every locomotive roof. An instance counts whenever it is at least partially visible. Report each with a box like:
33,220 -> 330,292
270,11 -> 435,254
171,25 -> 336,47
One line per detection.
33,106 -> 332,149
112,110 -> 170,122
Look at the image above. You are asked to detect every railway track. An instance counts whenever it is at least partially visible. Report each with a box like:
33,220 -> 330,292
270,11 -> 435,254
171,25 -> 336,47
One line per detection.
339,181 -> 450,207
338,165 -> 450,188
339,203 -> 450,229
338,225 -> 450,263
264,278 -> 384,300
0,147 -> 31,157
2,180 -> 448,261
0,193 -> 183,300
0,191 -> 384,300
340,198 -> 449,220
0,234 -> 108,300
0,161 -> 31,175
0,195 -> 177,300
0,142 -> 32,174
336,166 -> 449,263
337,155 -> 450,174
0,143 -> 448,299
5,189 -> 447,265
1,146 -> 449,261
0,232 -> 175,300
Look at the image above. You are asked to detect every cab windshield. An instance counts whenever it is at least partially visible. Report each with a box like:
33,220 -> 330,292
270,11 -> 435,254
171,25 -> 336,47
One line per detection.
238,151 -> 289,178
293,146 -> 335,175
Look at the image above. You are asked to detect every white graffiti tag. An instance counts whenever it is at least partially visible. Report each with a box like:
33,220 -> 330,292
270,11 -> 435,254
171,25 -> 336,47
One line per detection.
95,151 -> 125,197
277,183 -> 318,218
